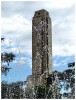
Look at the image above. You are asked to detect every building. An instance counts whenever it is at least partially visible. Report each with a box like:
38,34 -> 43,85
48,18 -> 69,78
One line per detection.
26,75 -> 33,89
32,9 -> 52,86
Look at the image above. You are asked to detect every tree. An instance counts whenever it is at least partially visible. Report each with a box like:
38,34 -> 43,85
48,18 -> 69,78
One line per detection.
1,81 -> 24,99
1,52 -> 15,66
25,62 -> 75,99
1,81 -> 9,99
1,37 -> 15,75
61,62 -> 75,99
1,65 -> 11,75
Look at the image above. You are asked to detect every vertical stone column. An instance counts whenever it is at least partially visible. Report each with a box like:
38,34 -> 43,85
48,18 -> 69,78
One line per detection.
32,9 -> 52,86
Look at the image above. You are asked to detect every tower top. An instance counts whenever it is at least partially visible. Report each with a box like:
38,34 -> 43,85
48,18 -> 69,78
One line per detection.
34,9 -> 49,18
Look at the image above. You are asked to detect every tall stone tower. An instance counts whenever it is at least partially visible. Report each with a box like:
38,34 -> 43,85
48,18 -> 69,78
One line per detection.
32,9 -> 52,86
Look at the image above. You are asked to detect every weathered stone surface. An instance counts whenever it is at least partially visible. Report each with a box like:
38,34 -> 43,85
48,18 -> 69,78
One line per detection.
32,9 -> 52,86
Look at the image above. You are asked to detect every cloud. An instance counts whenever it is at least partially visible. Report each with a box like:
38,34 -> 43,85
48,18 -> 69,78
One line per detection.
43,0 -> 75,9
2,14 -> 32,33
18,57 -> 26,64
12,56 -> 32,69
53,44 -> 75,57
1,14 -> 32,56
52,5 -> 75,57
1,0 -> 75,18
1,1 -> 75,58
1,1 -> 75,83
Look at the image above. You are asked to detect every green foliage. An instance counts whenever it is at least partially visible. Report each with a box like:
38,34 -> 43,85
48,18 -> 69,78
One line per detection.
25,88 -> 33,98
61,62 -> 75,99
1,52 -> 15,66
25,62 -> 75,99
1,81 -> 24,99
1,62 -> 75,99
1,65 -> 11,75
1,37 -> 15,75
35,85 -> 46,98
1,81 -> 8,99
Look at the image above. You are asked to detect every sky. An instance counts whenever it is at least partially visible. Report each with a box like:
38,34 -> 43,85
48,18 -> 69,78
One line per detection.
1,0 -> 75,83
